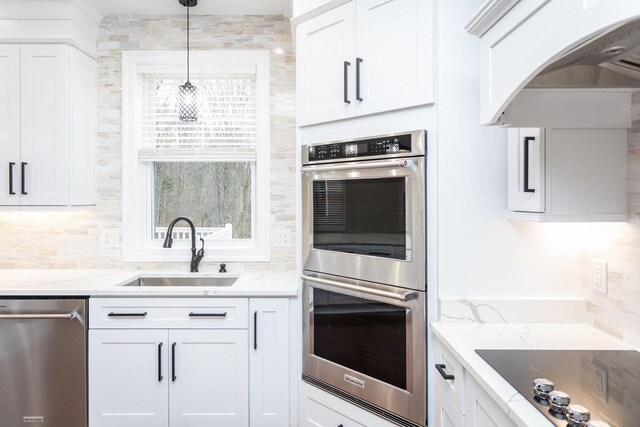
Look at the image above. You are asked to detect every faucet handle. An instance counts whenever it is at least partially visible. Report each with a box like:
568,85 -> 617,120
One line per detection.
197,238 -> 205,257
219,263 -> 227,273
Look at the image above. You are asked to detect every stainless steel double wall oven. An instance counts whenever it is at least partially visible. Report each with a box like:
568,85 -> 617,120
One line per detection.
302,130 -> 427,427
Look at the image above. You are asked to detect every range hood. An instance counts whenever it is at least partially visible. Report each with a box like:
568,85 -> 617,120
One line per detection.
526,18 -> 640,89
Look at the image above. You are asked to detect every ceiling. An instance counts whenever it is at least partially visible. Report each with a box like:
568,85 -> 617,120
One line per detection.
93,0 -> 292,17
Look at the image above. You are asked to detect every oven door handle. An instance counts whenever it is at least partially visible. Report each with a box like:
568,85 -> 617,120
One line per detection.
302,159 -> 415,173
302,275 -> 416,302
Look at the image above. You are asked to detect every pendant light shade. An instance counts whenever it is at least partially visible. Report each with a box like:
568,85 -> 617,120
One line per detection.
178,0 -> 198,121
179,81 -> 198,121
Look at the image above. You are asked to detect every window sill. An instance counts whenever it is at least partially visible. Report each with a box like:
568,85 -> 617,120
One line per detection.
122,244 -> 270,263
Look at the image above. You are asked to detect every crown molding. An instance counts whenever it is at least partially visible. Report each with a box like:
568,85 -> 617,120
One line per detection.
465,0 -> 520,37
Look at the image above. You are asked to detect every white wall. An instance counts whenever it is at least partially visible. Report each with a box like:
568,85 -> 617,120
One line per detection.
436,0 -> 582,299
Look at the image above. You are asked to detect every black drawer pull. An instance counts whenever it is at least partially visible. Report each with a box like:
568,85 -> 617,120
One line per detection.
158,342 -> 163,382
356,57 -> 363,102
108,312 -> 148,317
188,312 -> 227,317
523,136 -> 536,193
343,61 -> 351,104
8,162 -> 15,195
172,342 -> 177,381
436,364 -> 454,381
20,162 -> 27,195
253,311 -> 258,350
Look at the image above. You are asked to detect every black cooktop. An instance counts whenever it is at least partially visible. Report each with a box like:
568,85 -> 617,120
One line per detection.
476,349 -> 640,427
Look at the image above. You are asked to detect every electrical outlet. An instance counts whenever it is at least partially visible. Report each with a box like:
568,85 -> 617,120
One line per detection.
592,259 -> 608,294
593,363 -> 608,402
274,229 -> 292,247
100,230 -> 119,248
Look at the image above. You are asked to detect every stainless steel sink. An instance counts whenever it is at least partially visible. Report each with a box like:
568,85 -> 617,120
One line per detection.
124,277 -> 239,287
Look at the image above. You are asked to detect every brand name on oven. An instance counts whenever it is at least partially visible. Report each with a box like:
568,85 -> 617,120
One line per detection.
23,416 -> 44,423
344,374 -> 365,388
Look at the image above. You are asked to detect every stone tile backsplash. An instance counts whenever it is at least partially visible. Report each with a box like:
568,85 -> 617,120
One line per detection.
582,91 -> 640,345
0,15 -> 296,272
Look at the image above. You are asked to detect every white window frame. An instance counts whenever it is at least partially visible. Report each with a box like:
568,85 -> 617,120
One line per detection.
122,50 -> 270,262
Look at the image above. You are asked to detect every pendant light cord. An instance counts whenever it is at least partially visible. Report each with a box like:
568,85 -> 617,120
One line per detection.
186,3 -> 190,83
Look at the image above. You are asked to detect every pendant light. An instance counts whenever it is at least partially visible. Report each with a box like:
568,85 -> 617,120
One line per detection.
178,0 -> 198,121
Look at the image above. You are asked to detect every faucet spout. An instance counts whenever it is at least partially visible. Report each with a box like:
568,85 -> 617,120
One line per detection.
162,217 -> 205,273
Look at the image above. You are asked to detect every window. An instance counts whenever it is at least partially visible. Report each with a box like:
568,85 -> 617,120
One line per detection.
122,51 -> 270,262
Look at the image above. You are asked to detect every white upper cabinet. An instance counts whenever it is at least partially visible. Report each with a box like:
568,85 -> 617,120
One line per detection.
249,298 -> 290,427
466,0 -> 640,126
297,2 -> 357,126
296,0 -> 433,126
355,0 -> 432,116
20,45 -> 70,206
0,45 -> 20,206
507,128 -> 627,221
507,128 -> 545,214
0,44 -> 96,207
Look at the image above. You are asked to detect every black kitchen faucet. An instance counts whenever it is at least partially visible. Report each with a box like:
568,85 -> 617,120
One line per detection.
162,216 -> 205,272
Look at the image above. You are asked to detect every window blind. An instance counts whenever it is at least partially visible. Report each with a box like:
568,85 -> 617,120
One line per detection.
137,73 -> 257,162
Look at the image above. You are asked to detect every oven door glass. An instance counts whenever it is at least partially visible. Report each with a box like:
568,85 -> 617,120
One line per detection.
312,177 -> 407,260
312,287 -> 407,390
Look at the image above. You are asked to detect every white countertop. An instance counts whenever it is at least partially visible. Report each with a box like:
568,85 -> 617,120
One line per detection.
0,269 -> 298,297
431,322 -> 639,427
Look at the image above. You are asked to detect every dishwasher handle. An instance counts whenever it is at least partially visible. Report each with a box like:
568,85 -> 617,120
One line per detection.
0,312 -> 78,320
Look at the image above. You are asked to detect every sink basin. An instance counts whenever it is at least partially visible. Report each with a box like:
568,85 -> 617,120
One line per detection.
124,277 -> 239,287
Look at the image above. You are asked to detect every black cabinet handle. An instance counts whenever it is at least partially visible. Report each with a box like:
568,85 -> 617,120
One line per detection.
523,136 -> 535,193
20,162 -> 27,195
356,57 -> 363,102
8,162 -> 15,195
172,342 -> 177,381
253,311 -> 258,350
107,312 -> 148,317
158,342 -> 163,382
188,312 -> 227,317
343,61 -> 351,104
436,364 -> 455,381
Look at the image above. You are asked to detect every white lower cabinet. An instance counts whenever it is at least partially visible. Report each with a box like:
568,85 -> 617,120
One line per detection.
249,299 -> 290,427
169,329 -> 249,427
465,376 -> 515,427
433,338 -> 516,427
89,329 -> 169,427
298,380 -> 396,427
88,297 -> 290,427
434,382 -> 464,427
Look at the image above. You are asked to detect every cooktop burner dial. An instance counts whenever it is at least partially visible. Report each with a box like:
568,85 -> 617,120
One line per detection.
566,404 -> 591,426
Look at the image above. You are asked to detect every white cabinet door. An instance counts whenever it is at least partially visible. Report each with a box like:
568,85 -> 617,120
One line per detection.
507,127 -> 545,213
0,45 -> 20,206
89,329 -> 169,427
249,298 -> 290,427
20,44 -> 69,205
435,383 -> 465,427
465,375 -> 515,427
297,1 -> 356,126
169,329 -> 249,427
355,0 -> 433,116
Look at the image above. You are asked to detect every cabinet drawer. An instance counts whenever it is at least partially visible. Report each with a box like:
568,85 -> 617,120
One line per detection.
89,298 -> 248,329
305,397 -> 365,427
434,340 -> 466,415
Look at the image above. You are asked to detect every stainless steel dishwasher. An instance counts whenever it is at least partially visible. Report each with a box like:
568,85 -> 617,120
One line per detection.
0,298 -> 87,426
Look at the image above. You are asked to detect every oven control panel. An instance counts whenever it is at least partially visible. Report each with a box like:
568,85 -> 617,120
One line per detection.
307,134 -> 413,161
